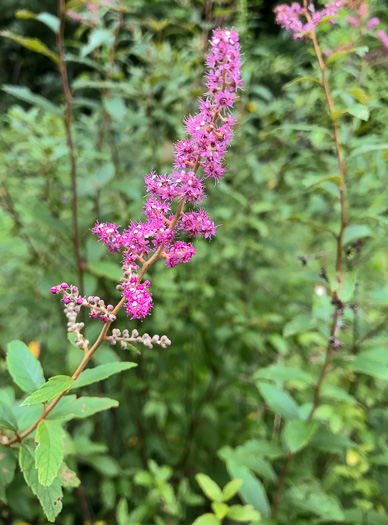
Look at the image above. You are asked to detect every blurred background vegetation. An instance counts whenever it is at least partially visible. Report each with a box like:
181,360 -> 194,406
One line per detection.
1,0 -> 388,524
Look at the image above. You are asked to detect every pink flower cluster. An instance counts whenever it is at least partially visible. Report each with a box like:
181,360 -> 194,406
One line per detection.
274,1 -> 343,40
377,30 -> 388,52
50,283 -> 116,324
275,1 -> 386,54
92,29 -> 242,320
123,278 -> 153,320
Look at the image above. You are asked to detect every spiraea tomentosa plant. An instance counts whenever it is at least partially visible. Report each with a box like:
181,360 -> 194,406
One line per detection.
0,29 -> 242,522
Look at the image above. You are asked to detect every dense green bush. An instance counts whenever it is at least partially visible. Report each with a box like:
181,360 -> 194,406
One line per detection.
1,1 -> 388,524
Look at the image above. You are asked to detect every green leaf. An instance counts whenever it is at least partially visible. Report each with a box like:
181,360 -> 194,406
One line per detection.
0,400 -> 18,432
283,419 -> 317,453
310,429 -> 353,453
283,314 -> 315,338
255,365 -> 315,385
71,362 -> 137,390
88,261 -> 123,281
2,85 -> 62,117
227,462 -> 270,517
222,478 -> 243,502
81,29 -> 114,57
331,109 -> 346,121
104,96 -> 126,121
19,444 -> 63,522
117,497 -> 130,525
282,76 -> 321,90
348,87 -> 369,105
21,376 -> 74,406
59,463 -> 80,488
67,332 -> 79,348
86,455 -> 120,477
196,474 -> 223,502
35,420 -> 66,487
342,224 -> 373,245
211,502 -> 229,519
344,509 -> 388,525
326,46 -> 368,65
346,104 -> 369,121
257,382 -> 299,419
345,356 -> 388,380
7,340 -> 45,394
302,174 -> 341,188
0,445 -> 17,503
36,13 -> 60,33
78,162 -> 115,197
0,30 -> 59,64
227,505 -> 261,521
351,143 -> 388,156
192,514 -> 221,525
15,10 -> 60,33
47,396 -> 119,421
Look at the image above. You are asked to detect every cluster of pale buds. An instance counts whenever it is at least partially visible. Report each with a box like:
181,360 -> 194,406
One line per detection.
50,283 -> 116,324
107,328 -> 171,350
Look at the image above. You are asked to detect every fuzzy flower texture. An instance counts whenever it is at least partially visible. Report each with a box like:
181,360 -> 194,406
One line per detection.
275,1 -> 382,41
90,29 -> 242,320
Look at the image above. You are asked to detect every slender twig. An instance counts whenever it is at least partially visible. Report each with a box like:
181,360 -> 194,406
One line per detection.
57,0 -> 85,297
271,4 -> 348,518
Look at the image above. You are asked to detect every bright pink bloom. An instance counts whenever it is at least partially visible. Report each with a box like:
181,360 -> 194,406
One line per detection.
346,16 -> 359,27
123,278 -> 153,320
366,17 -> 380,30
165,242 -> 197,268
91,29 -> 242,320
274,0 -> 344,39
377,30 -> 388,51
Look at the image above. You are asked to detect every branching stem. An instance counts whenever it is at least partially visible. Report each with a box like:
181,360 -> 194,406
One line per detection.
271,4 -> 348,518
3,196 -> 187,447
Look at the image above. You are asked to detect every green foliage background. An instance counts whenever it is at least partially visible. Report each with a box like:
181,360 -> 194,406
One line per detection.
1,0 -> 388,524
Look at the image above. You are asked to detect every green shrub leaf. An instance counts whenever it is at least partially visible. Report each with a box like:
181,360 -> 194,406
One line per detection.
47,396 -> 119,421
0,31 -> 59,64
284,419 -> 317,453
227,504 -> 261,521
71,362 -> 137,390
35,420 -> 66,487
0,400 -> 18,432
257,382 -> 299,419
196,474 -> 223,502
21,376 -> 74,406
192,514 -> 221,525
0,445 -> 17,503
7,340 -> 45,394
222,478 -> 243,501
59,463 -> 80,488
227,462 -> 270,517
19,444 -> 63,522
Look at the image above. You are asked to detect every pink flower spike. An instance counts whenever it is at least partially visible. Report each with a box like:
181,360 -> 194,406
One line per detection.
366,17 -> 380,30
377,30 -> 388,52
346,16 -> 360,27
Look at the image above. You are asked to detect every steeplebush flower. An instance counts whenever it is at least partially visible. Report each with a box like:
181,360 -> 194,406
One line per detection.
87,28 -> 242,320
274,1 -> 344,40
275,1 -> 386,54
377,30 -> 388,51
51,28 -> 242,350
